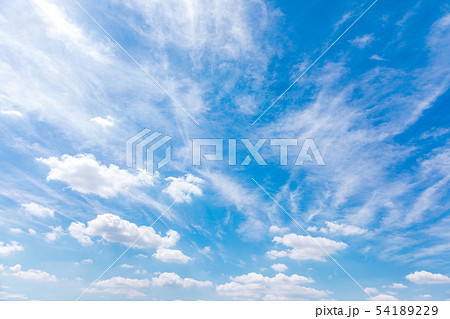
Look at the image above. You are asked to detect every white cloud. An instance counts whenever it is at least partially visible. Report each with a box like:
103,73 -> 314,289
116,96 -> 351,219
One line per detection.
31,0 -> 111,62
0,291 -> 27,300
91,276 -> 151,299
90,115 -> 114,128
269,225 -> 290,234
370,54 -> 386,61
321,221 -> 367,236
9,228 -> 23,234
0,110 -> 22,117
21,202 -> 54,218
267,234 -> 347,261
306,226 -> 318,232
134,269 -> 148,275
271,264 -> 288,272
152,248 -> 191,264
216,272 -> 326,300
406,271 -> 450,284
0,241 -> 24,256
8,264 -> 56,282
28,229 -> 37,235
390,283 -> 407,289
151,272 -> 212,288
94,276 -> 150,289
418,294 -> 432,298
364,287 -> 379,295
37,154 -> 154,198
81,259 -> 93,264
349,34 -> 374,48
68,213 -> 180,249
163,174 -> 202,203
44,226 -> 64,241
120,264 -> 134,269
372,293 -> 398,301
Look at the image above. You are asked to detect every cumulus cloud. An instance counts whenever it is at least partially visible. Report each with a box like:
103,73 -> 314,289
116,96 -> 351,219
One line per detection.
91,276 -> 151,299
44,226 -> 64,241
321,221 -> 367,236
271,264 -> 288,272
0,241 -> 24,256
269,225 -> 290,234
152,248 -> 191,264
9,228 -> 23,234
163,174 -> 202,203
364,287 -> 378,295
90,115 -> 114,128
216,272 -> 326,300
372,293 -> 398,301
37,154 -> 154,198
7,264 -> 56,281
120,264 -> 134,269
266,234 -> 347,261
68,213 -> 180,249
21,202 -> 54,218
406,271 -> 450,284
90,273 -> 211,298
152,272 -> 212,288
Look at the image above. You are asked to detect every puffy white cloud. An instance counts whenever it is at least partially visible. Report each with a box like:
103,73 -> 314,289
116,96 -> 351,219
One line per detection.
44,226 -> 64,241
372,293 -> 398,301
8,264 -> 56,282
152,248 -> 191,264
68,213 -> 180,249
364,287 -> 378,295
37,154 -> 154,198
151,272 -> 212,288
90,273 -> 211,298
0,291 -> 27,300
163,174 -> 202,203
0,241 -> 24,256
271,263 -> 288,272
120,264 -> 134,269
321,221 -> 367,236
21,202 -> 54,218
269,225 -> 290,234
390,283 -> 407,289
90,115 -> 114,128
267,234 -> 347,261
28,229 -> 37,235
92,276 -> 151,299
94,276 -> 151,289
406,271 -> 450,284
216,272 -> 327,300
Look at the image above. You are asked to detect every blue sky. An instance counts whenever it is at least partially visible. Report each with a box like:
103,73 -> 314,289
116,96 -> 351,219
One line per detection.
0,0 -> 449,301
